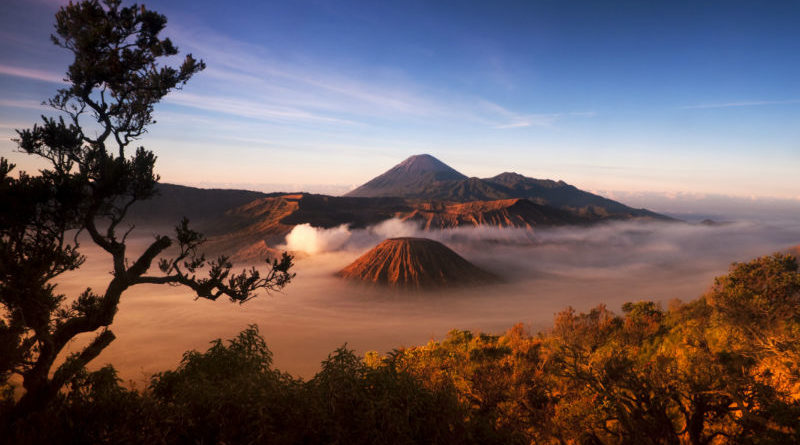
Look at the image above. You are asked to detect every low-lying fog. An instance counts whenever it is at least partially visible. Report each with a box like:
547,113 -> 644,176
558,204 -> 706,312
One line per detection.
58,218 -> 800,384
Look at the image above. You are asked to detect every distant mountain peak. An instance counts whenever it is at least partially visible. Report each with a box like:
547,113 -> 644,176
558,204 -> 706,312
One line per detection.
400,153 -> 439,163
491,172 -> 526,181
394,154 -> 465,176
345,154 -> 466,198
489,171 -> 566,186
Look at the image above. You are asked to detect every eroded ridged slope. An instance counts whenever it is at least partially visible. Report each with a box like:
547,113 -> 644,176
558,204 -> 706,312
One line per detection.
338,237 -> 498,289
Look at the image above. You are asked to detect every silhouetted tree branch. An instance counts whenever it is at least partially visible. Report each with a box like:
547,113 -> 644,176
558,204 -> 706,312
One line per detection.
0,0 -> 293,420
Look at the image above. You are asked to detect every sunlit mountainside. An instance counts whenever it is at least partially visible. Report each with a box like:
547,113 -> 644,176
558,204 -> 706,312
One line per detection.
337,237 -> 499,288
128,154 -> 674,261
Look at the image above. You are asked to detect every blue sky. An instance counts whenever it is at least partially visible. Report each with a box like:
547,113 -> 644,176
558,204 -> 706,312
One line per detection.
1,0 -> 799,199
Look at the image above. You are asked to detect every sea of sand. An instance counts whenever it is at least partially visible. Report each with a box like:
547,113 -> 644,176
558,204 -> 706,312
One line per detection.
53,219 -> 800,386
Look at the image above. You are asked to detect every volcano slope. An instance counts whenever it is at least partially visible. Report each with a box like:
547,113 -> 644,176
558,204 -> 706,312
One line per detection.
127,154 -> 673,261
346,154 -> 670,221
338,237 -> 499,289
197,194 -> 580,261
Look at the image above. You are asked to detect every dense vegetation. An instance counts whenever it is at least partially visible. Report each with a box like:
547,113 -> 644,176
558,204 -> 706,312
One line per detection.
2,253 -> 798,444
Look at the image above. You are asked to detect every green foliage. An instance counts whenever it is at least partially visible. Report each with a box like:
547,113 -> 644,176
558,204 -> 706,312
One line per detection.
148,325 -> 304,445
6,327 -> 475,445
308,346 -> 472,444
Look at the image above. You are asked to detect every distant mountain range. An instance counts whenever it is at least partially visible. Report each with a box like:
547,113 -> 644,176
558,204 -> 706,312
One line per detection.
347,154 -> 666,220
127,183 -> 272,230
128,154 -> 673,260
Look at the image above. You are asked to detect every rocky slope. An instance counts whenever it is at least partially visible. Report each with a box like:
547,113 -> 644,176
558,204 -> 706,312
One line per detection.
400,198 -> 584,229
125,155 -> 675,261
337,237 -> 499,289
200,194 -> 593,260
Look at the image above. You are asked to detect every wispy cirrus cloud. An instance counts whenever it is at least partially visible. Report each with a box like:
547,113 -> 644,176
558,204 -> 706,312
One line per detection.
682,99 -> 800,109
166,25 -> 441,120
493,116 -> 559,129
165,92 -> 359,126
28,0 -> 71,6
163,24 -> 591,130
0,121 -> 35,132
3,20 -> 597,140
480,100 -> 596,129
0,64 -> 64,83
0,99 -> 49,110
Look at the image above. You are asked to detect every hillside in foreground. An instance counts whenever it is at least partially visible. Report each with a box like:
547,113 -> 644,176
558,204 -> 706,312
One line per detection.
5,252 -> 799,444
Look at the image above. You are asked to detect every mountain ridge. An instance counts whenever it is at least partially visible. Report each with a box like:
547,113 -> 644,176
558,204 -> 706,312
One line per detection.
198,193 -> 587,260
125,155 -> 676,260
345,154 -> 671,221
